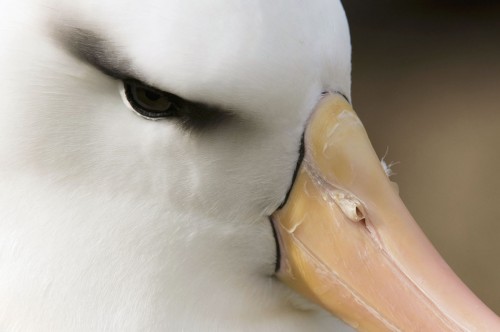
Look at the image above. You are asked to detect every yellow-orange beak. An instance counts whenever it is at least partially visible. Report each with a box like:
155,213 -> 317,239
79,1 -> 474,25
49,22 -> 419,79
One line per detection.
271,94 -> 500,331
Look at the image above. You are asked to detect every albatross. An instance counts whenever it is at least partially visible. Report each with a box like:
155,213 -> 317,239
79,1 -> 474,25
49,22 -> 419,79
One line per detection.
0,0 -> 498,331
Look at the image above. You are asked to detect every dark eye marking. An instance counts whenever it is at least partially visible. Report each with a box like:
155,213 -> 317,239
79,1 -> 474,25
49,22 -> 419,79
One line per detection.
56,27 -> 234,131
57,27 -> 133,80
123,79 -> 234,131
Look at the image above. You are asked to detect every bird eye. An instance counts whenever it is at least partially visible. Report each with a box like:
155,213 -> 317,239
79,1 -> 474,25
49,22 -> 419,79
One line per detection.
123,80 -> 177,119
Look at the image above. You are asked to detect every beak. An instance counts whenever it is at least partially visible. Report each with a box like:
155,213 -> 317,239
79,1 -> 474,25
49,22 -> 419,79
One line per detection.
271,94 -> 500,331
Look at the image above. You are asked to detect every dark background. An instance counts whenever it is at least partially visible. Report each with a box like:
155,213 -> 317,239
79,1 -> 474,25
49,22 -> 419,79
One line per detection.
343,0 -> 500,314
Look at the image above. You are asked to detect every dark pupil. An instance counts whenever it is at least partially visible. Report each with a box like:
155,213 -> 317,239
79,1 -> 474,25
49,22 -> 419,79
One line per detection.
133,85 -> 172,112
145,90 -> 161,101
124,80 -> 175,117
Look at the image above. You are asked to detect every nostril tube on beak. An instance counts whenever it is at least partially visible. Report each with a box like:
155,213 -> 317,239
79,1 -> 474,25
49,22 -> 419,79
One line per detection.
331,191 -> 365,223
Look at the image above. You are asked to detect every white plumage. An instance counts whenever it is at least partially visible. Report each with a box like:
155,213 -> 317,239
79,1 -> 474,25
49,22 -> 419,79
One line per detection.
0,0 -> 353,330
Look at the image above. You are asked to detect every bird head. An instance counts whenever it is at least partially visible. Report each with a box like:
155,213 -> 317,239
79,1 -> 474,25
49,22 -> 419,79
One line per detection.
0,0 -> 498,331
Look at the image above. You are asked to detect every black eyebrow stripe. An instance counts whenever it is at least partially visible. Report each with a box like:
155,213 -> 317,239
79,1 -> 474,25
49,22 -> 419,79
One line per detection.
124,79 -> 237,132
58,27 -> 133,80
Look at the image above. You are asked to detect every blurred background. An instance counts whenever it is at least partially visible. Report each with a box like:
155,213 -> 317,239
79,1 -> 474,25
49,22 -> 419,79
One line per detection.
343,0 -> 500,314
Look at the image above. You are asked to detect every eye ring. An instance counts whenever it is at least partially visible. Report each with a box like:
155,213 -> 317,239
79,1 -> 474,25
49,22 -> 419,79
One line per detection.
123,80 -> 178,119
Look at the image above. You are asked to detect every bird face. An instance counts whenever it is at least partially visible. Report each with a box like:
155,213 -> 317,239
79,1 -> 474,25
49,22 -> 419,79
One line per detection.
0,0 -> 498,331
2,0 -> 350,218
